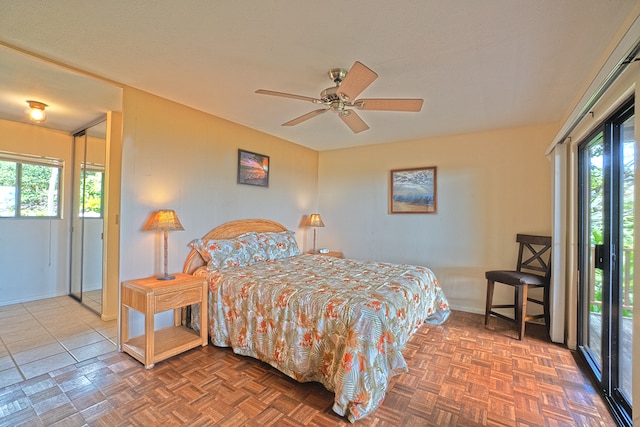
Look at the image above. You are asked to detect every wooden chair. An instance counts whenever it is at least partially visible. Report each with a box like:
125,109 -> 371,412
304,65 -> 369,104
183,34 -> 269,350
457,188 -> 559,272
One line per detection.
484,234 -> 552,340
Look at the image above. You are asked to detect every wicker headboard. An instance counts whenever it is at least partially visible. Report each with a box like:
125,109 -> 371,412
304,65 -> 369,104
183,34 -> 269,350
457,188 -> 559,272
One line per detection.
182,218 -> 289,274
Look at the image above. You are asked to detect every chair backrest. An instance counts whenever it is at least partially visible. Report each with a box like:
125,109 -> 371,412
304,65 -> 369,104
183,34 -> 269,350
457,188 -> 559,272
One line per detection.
516,234 -> 552,279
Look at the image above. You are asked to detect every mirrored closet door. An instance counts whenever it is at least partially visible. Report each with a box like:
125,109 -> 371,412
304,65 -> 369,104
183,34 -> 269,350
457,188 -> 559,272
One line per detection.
70,119 -> 106,314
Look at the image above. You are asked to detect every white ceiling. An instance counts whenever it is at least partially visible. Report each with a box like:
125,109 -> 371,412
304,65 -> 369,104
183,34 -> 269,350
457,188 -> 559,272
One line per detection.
0,1 -> 638,150
0,45 -> 122,134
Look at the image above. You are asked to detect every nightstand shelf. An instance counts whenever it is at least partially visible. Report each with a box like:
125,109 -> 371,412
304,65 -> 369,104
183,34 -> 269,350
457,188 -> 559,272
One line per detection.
122,325 -> 202,364
120,273 -> 207,369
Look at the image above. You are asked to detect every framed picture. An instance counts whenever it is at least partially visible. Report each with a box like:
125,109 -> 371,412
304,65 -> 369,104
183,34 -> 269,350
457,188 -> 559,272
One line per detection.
237,149 -> 269,187
389,166 -> 437,214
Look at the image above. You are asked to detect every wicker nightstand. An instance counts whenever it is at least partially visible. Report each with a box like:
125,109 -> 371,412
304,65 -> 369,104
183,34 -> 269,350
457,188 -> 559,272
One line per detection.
120,273 -> 207,368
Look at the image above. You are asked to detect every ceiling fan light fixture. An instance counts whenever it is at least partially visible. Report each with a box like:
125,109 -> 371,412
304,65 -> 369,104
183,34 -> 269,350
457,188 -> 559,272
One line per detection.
330,101 -> 346,112
26,100 -> 47,123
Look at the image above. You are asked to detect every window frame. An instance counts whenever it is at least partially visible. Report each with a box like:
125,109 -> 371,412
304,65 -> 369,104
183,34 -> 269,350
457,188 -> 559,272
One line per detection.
0,151 -> 63,219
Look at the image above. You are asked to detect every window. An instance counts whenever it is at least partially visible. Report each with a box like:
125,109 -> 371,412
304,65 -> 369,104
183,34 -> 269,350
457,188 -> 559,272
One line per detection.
0,151 -> 62,218
79,165 -> 104,218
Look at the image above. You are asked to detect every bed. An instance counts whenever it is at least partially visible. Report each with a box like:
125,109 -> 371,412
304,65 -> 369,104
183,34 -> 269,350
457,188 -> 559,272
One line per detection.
183,218 -> 450,422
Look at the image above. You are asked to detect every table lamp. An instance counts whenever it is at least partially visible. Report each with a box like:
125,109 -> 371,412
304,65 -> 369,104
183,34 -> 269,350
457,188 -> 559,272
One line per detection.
144,209 -> 184,280
308,213 -> 325,254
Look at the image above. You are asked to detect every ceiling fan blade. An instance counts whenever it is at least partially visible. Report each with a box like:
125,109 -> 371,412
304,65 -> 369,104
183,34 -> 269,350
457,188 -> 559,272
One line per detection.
282,109 -> 329,126
255,89 -> 318,103
336,61 -> 378,102
339,110 -> 369,133
357,98 -> 424,112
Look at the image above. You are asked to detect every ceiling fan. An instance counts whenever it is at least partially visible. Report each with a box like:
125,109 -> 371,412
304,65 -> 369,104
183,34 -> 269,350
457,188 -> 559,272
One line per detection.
255,61 -> 423,133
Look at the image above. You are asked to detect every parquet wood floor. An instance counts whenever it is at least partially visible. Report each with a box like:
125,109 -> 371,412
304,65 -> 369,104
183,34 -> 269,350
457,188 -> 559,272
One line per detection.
0,310 -> 615,426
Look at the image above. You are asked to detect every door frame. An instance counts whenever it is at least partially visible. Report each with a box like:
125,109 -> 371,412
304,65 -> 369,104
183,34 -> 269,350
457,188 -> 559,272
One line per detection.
576,96 -> 633,426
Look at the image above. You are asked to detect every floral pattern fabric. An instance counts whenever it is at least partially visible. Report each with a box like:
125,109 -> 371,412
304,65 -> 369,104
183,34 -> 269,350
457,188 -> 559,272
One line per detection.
193,254 -> 450,422
189,231 -> 301,270
255,230 -> 301,260
189,233 -> 265,269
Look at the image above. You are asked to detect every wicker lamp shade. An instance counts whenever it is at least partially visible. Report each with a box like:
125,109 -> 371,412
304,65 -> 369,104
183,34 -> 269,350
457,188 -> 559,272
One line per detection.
144,209 -> 184,232
308,213 -> 325,228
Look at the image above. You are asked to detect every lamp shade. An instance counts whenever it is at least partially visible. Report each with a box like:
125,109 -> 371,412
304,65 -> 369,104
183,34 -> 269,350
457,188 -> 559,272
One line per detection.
144,209 -> 184,231
308,213 -> 325,227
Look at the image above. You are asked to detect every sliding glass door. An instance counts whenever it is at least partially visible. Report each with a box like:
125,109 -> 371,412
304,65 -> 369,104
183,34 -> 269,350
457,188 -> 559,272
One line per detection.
577,98 -> 633,426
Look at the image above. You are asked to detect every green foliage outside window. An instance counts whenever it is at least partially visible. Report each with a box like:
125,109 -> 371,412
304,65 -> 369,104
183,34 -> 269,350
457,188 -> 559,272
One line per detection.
0,158 -> 60,218
588,136 -> 634,319
80,169 -> 104,217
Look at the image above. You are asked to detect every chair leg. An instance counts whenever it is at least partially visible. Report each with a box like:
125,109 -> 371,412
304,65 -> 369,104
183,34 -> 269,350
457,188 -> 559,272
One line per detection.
543,284 -> 551,335
515,284 -> 528,340
485,279 -> 495,326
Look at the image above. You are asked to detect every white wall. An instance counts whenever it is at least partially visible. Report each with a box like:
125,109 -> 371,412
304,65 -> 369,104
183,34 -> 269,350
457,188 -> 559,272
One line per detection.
0,95 -> 557,321
0,120 -> 73,305
318,123 -> 557,314
119,87 -> 319,335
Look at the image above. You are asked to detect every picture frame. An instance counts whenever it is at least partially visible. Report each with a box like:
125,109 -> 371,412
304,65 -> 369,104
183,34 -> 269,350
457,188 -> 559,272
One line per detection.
237,149 -> 270,187
389,166 -> 437,214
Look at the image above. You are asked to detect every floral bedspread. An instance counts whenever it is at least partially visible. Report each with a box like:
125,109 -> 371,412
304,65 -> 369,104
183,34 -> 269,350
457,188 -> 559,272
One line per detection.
193,254 -> 450,422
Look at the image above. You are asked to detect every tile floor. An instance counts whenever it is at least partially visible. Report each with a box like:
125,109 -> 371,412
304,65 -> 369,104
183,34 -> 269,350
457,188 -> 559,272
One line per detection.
80,289 -> 102,315
0,296 -> 117,389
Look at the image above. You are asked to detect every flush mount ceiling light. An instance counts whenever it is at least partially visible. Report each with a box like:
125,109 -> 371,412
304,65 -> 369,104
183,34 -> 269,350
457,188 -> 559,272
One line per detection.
26,100 -> 47,123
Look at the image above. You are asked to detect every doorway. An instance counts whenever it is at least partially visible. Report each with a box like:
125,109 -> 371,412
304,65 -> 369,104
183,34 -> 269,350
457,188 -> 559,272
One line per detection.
577,98 -> 633,425
70,118 -> 107,315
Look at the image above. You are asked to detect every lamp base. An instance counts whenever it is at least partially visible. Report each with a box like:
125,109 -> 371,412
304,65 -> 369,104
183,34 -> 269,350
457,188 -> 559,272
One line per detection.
156,274 -> 176,281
